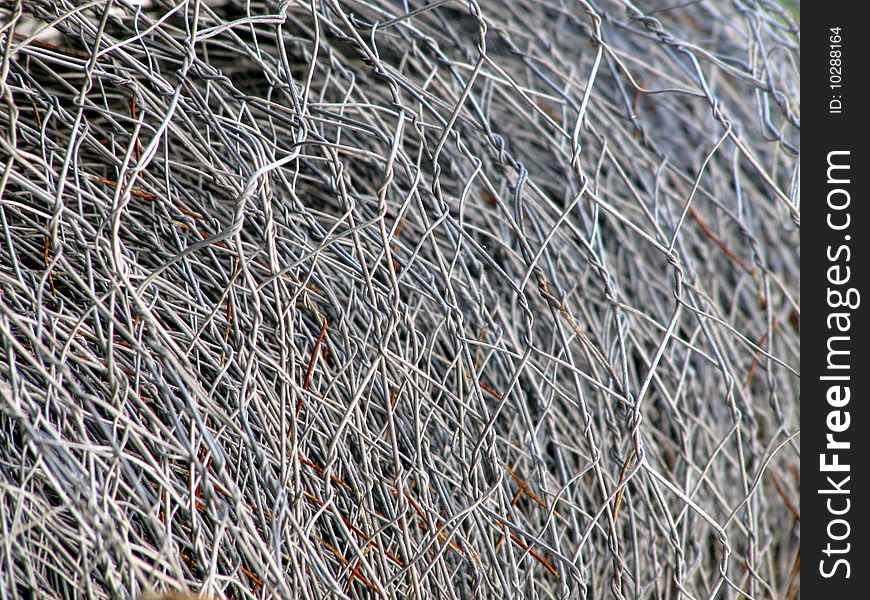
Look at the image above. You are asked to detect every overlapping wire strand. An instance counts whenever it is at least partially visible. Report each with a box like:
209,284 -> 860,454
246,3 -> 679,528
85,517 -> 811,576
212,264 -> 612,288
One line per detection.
0,0 -> 799,598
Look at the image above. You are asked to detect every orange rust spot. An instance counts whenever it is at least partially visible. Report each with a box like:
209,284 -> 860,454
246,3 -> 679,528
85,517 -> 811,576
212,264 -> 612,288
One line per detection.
176,206 -> 203,220
403,490 -> 463,553
19,36 -> 91,58
538,101 -> 563,124
179,550 -> 196,568
612,450 -> 635,520
473,325 -> 488,370
319,538 -> 380,593
508,532 -> 558,578
304,492 -> 406,568
298,319 -> 328,416
632,88 -> 643,115
687,204 -> 751,273
745,320 -> 779,385
478,380 -> 502,400
391,218 -> 408,273
44,235 -> 57,296
505,464 -> 547,509
94,175 -> 156,202
239,566 -> 263,592
298,454 -> 352,490
394,217 -> 407,239
131,94 -> 142,169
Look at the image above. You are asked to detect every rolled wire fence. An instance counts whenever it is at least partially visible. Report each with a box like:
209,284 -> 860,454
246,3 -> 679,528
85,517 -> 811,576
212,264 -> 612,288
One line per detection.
0,0 -> 799,598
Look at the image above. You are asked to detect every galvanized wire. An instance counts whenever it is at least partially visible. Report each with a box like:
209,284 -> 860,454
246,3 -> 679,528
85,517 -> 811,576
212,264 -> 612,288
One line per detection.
0,0 -> 799,598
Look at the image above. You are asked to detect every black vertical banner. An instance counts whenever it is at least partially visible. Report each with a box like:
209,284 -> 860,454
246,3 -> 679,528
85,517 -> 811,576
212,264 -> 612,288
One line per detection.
804,4 -> 867,598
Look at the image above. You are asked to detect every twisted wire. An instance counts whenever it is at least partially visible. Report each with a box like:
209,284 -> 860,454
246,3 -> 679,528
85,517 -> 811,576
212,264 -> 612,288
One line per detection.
0,1 -> 799,598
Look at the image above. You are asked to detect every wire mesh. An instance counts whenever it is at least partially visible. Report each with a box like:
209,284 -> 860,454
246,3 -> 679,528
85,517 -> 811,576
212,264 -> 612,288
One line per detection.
0,0 -> 799,598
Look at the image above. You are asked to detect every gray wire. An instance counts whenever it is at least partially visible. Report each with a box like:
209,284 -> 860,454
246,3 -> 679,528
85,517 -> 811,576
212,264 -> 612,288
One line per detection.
0,0 -> 799,598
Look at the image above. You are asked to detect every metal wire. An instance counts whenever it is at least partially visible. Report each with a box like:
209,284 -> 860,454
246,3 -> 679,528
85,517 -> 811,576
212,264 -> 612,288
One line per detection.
0,0 -> 799,598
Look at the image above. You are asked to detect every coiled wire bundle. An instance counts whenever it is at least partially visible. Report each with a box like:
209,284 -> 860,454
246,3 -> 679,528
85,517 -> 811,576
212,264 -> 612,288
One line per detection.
0,0 -> 798,598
